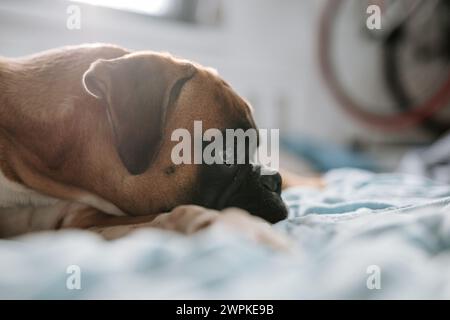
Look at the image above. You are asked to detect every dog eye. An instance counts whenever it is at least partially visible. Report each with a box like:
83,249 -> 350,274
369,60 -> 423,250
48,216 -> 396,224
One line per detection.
220,148 -> 235,167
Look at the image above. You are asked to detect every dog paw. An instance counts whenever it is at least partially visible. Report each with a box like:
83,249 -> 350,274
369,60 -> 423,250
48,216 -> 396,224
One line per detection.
155,205 -> 292,251
152,205 -> 221,234
215,208 -> 292,251
55,202 -> 101,229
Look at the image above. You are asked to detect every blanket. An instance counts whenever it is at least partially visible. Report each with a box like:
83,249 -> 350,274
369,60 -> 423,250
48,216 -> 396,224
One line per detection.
1,169 -> 450,299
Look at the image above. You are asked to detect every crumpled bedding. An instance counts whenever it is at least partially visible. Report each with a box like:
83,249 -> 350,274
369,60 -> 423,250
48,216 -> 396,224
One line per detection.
1,169 -> 450,299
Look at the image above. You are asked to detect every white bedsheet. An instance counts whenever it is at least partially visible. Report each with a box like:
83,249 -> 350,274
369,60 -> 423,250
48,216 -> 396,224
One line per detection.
1,169 -> 450,299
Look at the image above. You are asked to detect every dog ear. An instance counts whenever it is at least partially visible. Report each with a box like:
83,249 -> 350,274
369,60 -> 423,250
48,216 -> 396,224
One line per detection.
83,53 -> 196,175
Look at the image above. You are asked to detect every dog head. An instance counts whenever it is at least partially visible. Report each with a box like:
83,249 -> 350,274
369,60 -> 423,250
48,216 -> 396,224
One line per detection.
82,51 -> 287,223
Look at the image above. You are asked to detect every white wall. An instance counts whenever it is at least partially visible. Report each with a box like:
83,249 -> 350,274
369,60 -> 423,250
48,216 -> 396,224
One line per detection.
0,0 -> 427,149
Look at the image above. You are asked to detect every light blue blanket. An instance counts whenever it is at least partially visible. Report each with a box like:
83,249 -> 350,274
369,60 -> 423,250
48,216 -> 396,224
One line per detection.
1,169 -> 450,299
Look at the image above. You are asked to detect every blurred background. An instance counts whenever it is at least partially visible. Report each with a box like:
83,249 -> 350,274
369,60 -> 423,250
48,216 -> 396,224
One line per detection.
1,0 -> 449,181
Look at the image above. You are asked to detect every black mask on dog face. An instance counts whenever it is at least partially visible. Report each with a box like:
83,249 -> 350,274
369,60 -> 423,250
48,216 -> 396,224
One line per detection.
193,131 -> 288,224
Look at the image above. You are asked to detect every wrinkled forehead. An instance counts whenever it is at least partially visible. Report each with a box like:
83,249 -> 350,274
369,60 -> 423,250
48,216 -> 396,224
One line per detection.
205,72 -> 261,147
165,61 -> 258,138
205,69 -> 257,131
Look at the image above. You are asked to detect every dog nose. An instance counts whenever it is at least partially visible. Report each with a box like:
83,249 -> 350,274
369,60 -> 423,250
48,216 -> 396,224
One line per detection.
260,172 -> 282,195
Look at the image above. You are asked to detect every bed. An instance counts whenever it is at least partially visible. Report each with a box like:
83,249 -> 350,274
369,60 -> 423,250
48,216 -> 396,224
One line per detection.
1,168 -> 450,299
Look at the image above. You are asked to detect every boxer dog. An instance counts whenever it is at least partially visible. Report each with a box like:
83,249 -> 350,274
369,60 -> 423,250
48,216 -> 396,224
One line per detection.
0,44 -> 291,248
